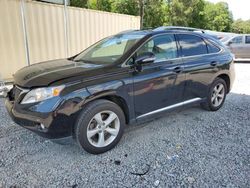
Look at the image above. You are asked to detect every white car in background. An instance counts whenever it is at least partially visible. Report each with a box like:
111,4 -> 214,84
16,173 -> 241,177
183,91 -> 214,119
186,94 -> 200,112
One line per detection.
221,34 -> 250,61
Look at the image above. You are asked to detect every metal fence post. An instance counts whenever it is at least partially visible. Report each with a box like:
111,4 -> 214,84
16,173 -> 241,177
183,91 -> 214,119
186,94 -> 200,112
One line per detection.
64,0 -> 69,58
20,0 -> 30,66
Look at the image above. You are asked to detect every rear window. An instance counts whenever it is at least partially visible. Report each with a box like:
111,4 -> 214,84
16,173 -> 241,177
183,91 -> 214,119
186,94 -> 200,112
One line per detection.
178,34 -> 207,57
207,42 -> 220,53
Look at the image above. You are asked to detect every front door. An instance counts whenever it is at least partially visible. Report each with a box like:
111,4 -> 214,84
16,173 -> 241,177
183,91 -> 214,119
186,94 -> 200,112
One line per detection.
132,34 -> 185,118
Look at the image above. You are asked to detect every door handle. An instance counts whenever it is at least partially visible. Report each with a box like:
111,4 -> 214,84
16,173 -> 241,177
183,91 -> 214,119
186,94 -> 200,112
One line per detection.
173,66 -> 183,73
210,61 -> 218,66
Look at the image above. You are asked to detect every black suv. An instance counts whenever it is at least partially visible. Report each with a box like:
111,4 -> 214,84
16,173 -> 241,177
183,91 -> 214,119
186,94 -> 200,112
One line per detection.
5,29 -> 235,154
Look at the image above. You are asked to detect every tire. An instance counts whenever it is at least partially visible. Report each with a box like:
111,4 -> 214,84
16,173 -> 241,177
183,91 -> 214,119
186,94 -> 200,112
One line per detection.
201,78 -> 227,111
74,99 -> 125,154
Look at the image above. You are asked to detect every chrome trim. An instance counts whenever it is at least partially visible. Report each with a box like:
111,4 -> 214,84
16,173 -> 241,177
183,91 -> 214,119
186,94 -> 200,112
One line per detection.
137,97 -> 202,119
142,57 -> 156,62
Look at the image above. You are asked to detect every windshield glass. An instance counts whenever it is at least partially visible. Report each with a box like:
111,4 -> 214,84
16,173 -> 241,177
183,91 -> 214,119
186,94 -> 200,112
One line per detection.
220,35 -> 234,43
74,33 -> 145,64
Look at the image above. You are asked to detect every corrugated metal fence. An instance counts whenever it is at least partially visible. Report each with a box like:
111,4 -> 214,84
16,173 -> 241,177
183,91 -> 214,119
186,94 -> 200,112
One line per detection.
0,0 -> 140,81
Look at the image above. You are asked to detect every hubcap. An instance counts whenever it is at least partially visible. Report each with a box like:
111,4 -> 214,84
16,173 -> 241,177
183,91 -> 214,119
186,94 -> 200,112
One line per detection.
86,110 -> 120,148
211,83 -> 225,107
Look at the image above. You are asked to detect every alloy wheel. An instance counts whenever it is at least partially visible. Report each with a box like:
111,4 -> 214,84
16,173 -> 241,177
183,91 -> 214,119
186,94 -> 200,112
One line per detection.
211,83 -> 225,107
86,110 -> 120,148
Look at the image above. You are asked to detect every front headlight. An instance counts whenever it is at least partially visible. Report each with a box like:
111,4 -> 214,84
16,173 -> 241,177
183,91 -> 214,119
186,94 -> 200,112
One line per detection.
21,85 -> 65,104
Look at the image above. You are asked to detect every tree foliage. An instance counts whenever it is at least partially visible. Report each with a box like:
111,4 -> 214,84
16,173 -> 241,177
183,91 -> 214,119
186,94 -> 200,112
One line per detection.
110,0 -> 168,28
88,0 -> 112,12
232,19 -> 250,34
70,0 -> 249,33
143,0 -> 168,28
111,0 -> 139,16
70,0 -> 88,8
168,0 -> 205,28
203,2 -> 233,32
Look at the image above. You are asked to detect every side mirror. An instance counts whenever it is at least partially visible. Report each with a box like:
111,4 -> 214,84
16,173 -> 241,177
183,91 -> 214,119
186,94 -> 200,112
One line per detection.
135,52 -> 155,65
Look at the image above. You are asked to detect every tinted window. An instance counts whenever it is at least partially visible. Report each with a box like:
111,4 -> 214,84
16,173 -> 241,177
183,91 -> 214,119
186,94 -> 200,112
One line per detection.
207,42 -> 220,53
230,36 -> 243,44
178,34 -> 207,56
137,34 -> 177,62
245,36 -> 250,44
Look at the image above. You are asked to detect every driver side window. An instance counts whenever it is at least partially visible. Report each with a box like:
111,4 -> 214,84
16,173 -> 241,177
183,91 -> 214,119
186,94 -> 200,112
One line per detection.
136,34 -> 178,63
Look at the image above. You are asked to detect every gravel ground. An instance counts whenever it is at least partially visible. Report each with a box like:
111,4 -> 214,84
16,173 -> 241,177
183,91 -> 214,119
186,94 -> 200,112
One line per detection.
0,63 -> 249,187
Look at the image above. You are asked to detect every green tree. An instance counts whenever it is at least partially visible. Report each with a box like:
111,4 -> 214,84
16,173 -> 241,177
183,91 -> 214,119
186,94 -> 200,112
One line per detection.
88,0 -> 112,12
143,0 -> 168,28
203,2 -> 233,32
232,19 -> 250,34
111,0 -> 168,28
167,0 -> 205,28
111,0 -> 139,16
70,0 -> 88,8
69,0 -> 235,32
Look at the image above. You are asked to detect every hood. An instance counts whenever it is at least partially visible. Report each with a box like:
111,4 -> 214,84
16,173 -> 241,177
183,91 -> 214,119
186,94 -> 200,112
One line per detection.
14,59 -> 103,88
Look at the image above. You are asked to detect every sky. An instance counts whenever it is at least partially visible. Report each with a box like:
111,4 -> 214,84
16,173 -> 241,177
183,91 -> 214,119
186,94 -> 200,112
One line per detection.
207,0 -> 250,21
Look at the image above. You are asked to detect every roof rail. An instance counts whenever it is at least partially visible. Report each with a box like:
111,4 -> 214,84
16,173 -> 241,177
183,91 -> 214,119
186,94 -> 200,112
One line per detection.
153,26 -> 205,33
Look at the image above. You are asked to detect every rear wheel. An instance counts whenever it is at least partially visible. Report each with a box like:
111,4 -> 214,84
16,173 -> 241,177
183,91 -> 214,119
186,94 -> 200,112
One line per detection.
201,78 -> 227,111
75,99 -> 125,154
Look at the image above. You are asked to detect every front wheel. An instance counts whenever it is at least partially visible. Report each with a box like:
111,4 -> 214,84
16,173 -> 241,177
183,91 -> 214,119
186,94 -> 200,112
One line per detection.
201,78 -> 227,111
75,99 -> 125,154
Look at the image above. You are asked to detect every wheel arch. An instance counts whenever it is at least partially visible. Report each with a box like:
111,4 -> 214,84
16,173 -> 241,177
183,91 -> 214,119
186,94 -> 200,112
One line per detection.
82,93 -> 130,125
216,74 -> 230,93
98,95 -> 130,124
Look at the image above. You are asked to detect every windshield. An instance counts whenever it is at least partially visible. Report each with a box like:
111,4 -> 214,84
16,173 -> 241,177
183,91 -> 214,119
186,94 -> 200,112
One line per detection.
73,33 -> 145,64
220,35 -> 234,43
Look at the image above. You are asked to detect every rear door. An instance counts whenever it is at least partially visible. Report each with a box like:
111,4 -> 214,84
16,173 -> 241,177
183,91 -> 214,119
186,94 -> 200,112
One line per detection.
176,34 -> 221,100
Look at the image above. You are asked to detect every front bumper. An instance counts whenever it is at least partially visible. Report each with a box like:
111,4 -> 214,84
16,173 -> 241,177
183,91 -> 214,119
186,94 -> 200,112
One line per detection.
5,97 -> 75,139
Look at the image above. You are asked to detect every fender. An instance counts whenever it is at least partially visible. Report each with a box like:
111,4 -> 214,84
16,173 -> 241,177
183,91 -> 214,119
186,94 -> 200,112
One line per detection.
57,78 -> 135,124
85,80 -> 135,123
210,59 -> 234,92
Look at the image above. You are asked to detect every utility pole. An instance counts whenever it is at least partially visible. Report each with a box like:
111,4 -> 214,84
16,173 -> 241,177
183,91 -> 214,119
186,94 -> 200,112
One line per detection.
20,0 -> 30,66
139,0 -> 144,29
